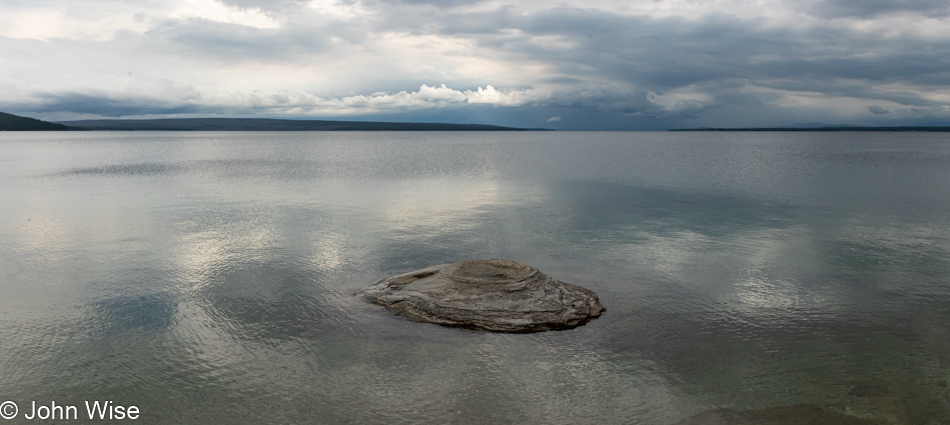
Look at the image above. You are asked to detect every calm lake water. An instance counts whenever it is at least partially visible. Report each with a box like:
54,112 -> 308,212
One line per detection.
1,131 -> 950,424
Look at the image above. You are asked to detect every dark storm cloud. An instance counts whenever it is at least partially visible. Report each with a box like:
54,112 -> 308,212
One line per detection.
800,0 -> 950,18
358,4 -> 950,122
416,6 -> 950,88
4,89 -> 321,118
6,0 -> 950,128
139,17 -> 352,63
216,0 -> 950,88
760,77 -> 944,108
10,92 -> 207,117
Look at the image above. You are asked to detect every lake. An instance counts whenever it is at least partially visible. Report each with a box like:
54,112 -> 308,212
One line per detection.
1,131 -> 949,424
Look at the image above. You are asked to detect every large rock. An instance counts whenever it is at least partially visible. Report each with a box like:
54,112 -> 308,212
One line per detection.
358,259 -> 604,333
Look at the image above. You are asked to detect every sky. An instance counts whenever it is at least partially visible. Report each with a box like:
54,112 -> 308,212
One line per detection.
2,0 -> 950,130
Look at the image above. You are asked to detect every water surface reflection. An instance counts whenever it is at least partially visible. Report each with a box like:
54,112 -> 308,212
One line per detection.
1,131 -> 949,423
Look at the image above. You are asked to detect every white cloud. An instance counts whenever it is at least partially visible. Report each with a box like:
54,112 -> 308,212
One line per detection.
169,0 -> 280,28
198,84 -> 551,114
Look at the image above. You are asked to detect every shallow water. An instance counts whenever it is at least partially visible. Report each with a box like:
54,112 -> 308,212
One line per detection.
1,131 -> 949,424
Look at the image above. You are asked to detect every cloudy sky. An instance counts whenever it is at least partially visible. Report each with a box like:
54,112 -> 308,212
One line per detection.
2,0 -> 950,130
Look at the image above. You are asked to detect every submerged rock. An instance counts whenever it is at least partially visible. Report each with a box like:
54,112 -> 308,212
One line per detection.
358,259 -> 604,333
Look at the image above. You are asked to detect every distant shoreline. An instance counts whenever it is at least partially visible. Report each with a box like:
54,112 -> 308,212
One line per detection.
0,112 -> 554,132
55,118 -> 554,132
670,126 -> 950,132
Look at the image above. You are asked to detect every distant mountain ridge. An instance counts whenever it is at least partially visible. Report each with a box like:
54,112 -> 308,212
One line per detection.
55,118 -> 551,131
0,112 -> 70,131
0,111 -> 551,131
671,126 -> 950,132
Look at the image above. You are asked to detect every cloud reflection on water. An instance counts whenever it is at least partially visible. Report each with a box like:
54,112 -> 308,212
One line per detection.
2,132 -> 950,423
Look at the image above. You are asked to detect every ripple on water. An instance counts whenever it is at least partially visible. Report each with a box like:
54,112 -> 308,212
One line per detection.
4,132 -> 950,423
673,405 -> 883,425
